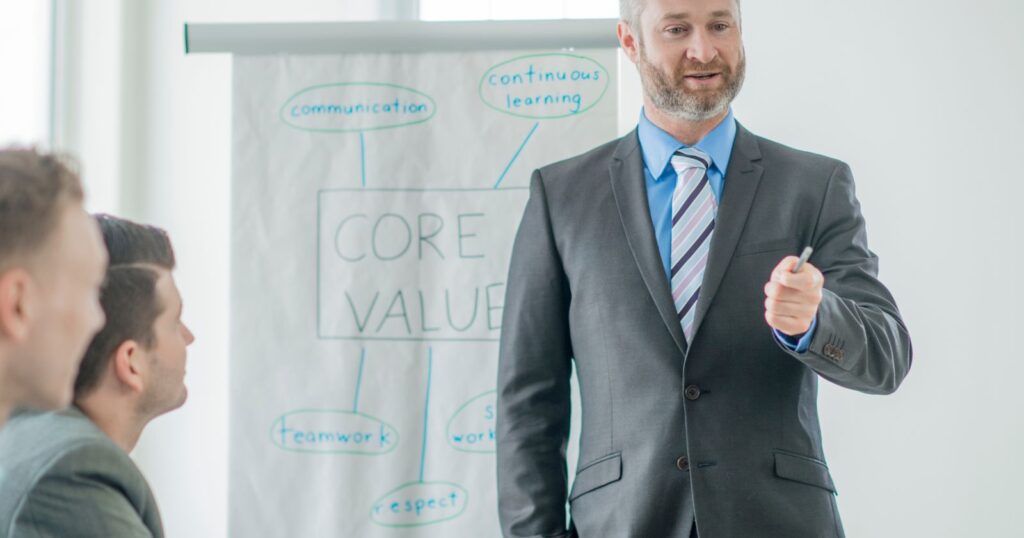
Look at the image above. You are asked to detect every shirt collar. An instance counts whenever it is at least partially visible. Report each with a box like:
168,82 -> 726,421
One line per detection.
637,107 -> 737,181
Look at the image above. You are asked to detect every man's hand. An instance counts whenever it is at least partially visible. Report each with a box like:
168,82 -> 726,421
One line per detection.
764,256 -> 824,336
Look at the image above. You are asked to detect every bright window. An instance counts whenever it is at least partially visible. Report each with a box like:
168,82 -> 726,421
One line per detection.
0,1 -> 52,147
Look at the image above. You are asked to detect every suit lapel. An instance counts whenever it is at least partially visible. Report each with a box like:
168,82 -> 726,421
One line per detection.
609,130 -> 689,356
688,123 -> 764,341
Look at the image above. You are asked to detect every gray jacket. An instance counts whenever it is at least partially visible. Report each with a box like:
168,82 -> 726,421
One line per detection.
496,124 -> 912,537
0,407 -> 163,538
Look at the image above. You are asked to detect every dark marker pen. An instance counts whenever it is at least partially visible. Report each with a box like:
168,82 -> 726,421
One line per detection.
792,246 -> 813,273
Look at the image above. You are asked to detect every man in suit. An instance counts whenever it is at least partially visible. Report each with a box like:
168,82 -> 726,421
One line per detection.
0,215 -> 195,537
0,149 -> 108,428
496,0 -> 913,536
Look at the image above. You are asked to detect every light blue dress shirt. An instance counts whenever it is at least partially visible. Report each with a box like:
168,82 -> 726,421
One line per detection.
636,108 -> 816,352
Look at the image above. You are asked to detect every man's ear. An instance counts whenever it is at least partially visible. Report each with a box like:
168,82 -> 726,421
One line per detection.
0,269 -> 33,343
111,340 -> 144,393
617,21 -> 640,64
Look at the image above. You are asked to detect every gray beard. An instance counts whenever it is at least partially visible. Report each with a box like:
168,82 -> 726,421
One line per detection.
637,45 -> 746,122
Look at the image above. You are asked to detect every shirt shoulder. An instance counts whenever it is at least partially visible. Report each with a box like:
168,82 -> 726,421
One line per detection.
36,437 -> 145,486
0,411 -> 145,513
2,421 -> 160,538
528,133 -> 636,219
536,133 -> 631,186
9,442 -> 160,538
0,410 -> 110,482
752,132 -> 849,180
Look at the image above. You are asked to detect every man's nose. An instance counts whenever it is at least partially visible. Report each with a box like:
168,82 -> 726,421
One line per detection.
686,30 -> 718,64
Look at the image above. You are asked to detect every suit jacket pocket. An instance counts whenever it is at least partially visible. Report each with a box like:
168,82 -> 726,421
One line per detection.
568,452 -> 622,502
735,237 -> 797,257
773,449 -> 837,493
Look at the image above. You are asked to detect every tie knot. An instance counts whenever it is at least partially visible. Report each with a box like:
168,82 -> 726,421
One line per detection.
671,147 -> 711,173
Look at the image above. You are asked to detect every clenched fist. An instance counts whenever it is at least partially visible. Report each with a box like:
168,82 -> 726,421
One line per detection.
764,256 -> 824,336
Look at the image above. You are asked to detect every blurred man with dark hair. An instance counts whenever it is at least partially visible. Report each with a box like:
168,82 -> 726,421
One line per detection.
0,215 -> 194,538
0,148 -> 107,427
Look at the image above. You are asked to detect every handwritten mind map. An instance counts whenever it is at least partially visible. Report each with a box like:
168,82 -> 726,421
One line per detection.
232,49 -> 614,535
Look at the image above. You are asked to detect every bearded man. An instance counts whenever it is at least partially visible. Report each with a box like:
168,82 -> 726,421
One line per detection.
495,0 -> 913,536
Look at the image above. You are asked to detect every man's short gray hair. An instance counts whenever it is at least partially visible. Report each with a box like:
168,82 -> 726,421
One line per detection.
619,0 -> 643,27
619,0 -> 741,27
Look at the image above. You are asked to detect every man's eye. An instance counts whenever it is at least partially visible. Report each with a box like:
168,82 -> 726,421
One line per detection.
713,23 -> 729,32
666,26 -> 686,35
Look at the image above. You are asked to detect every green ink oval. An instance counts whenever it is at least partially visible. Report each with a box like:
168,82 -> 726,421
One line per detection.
280,82 -> 437,133
370,481 -> 469,528
269,409 -> 399,455
478,53 -> 611,120
446,390 -> 496,454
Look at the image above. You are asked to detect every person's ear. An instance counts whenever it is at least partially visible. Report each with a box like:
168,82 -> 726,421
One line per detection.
618,21 -> 640,64
111,339 -> 145,394
0,269 -> 34,343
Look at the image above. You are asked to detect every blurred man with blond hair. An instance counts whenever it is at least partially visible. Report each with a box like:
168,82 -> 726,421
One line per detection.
0,148 -> 107,428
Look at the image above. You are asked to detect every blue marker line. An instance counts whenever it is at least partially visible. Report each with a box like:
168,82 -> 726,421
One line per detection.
359,132 -> 367,187
353,348 -> 366,413
494,122 -> 539,189
418,348 -> 433,483
316,193 -> 322,338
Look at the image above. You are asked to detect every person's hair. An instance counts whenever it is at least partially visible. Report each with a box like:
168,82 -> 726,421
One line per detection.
0,148 -> 84,270
619,0 -> 741,28
73,215 -> 176,399
619,0 -> 643,27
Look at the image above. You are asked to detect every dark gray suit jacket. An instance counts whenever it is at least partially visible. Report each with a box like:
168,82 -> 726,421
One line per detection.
496,124 -> 912,538
0,407 -> 163,538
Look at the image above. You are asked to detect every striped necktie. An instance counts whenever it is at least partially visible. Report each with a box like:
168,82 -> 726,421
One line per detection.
670,147 -> 716,343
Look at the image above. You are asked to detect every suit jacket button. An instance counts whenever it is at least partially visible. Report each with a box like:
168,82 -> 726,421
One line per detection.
676,456 -> 689,471
684,385 -> 701,401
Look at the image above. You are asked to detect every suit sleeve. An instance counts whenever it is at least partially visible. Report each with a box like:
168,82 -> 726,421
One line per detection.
11,443 -> 156,538
777,162 -> 913,395
496,170 -> 574,538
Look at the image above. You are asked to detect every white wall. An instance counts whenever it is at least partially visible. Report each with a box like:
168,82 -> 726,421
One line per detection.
51,0 -> 1024,536
731,1 -> 1024,535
